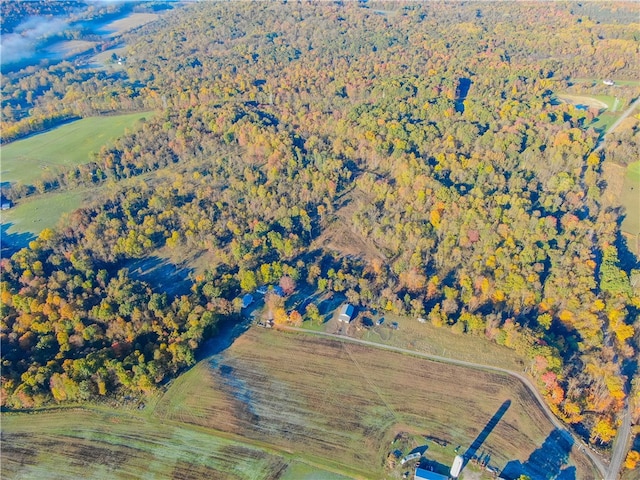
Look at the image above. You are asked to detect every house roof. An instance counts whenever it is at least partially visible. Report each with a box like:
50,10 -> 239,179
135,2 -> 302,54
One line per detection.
339,303 -> 354,319
414,469 -> 448,480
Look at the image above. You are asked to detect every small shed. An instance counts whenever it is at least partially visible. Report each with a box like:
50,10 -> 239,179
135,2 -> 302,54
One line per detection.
338,304 -> 354,323
242,294 -> 254,308
414,469 -> 448,480
0,198 -> 13,210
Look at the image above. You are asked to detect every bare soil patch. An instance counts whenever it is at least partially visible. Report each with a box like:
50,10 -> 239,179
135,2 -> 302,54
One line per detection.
557,94 -> 609,110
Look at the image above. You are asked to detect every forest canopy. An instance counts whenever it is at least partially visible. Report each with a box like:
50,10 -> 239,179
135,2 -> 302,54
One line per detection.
1,0 -> 639,450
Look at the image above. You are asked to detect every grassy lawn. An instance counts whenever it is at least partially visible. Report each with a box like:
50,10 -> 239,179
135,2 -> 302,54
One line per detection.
590,112 -> 619,132
154,328 -> 598,479
621,162 -> 640,250
1,188 -> 89,236
1,112 -> 150,185
627,161 -> 640,183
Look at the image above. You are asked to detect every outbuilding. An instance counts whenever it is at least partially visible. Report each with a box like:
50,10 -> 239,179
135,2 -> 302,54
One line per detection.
414,468 -> 448,480
338,303 -> 354,323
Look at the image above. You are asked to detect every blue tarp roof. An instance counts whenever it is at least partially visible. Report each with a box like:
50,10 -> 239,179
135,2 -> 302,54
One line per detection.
414,469 -> 448,480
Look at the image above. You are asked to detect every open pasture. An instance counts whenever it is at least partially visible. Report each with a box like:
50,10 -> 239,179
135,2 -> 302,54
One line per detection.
1,189 -> 89,237
1,408 -> 290,480
154,328 -> 599,479
621,161 -> 640,253
1,112 -> 149,186
99,13 -> 161,37
602,161 -> 640,255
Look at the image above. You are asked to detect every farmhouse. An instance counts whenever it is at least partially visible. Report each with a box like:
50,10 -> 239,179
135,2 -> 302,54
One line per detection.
338,303 -> 354,323
414,468 -> 448,480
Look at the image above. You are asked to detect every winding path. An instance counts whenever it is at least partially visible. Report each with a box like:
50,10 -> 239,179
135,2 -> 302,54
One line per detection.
281,326 -> 610,478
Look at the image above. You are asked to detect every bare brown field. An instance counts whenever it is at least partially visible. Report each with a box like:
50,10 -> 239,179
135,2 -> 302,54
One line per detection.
102,13 -> 160,37
154,328 -> 600,479
557,94 -> 609,110
46,39 -> 98,56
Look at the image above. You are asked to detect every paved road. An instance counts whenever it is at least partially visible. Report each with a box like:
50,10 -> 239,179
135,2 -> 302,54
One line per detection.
609,401 -> 632,480
281,326 -> 609,478
592,95 -> 640,479
594,97 -> 640,152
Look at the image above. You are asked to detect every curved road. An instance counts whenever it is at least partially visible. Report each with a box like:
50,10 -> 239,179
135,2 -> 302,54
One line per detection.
594,96 -> 640,152
591,95 -> 640,479
281,326 -> 610,478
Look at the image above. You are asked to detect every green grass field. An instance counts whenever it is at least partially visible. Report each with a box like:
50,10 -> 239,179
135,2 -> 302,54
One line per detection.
1,189 -> 89,236
1,112 -> 149,185
627,161 -> 640,183
621,162 -> 640,248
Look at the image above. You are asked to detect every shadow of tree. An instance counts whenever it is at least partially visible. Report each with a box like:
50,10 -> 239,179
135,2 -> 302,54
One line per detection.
125,255 -> 194,296
501,429 -> 575,480
0,223 -> 36,258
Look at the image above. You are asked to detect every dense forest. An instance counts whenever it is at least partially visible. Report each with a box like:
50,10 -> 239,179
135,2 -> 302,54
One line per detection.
1,0 -> 639,455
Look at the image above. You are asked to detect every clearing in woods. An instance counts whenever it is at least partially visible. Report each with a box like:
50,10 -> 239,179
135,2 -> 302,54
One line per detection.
601,160 -> 640,256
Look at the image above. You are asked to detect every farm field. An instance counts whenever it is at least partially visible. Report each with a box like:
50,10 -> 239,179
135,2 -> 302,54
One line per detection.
602,160 -> 640,256
99,13 -> 161,36
1,188 -> 89,236
153,328 -> 599,479
280,289 -> 526,373
0,112 -> 149,186
556,93 -> 609,110
0,408 -> 292,480
622,161 -> 640,253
